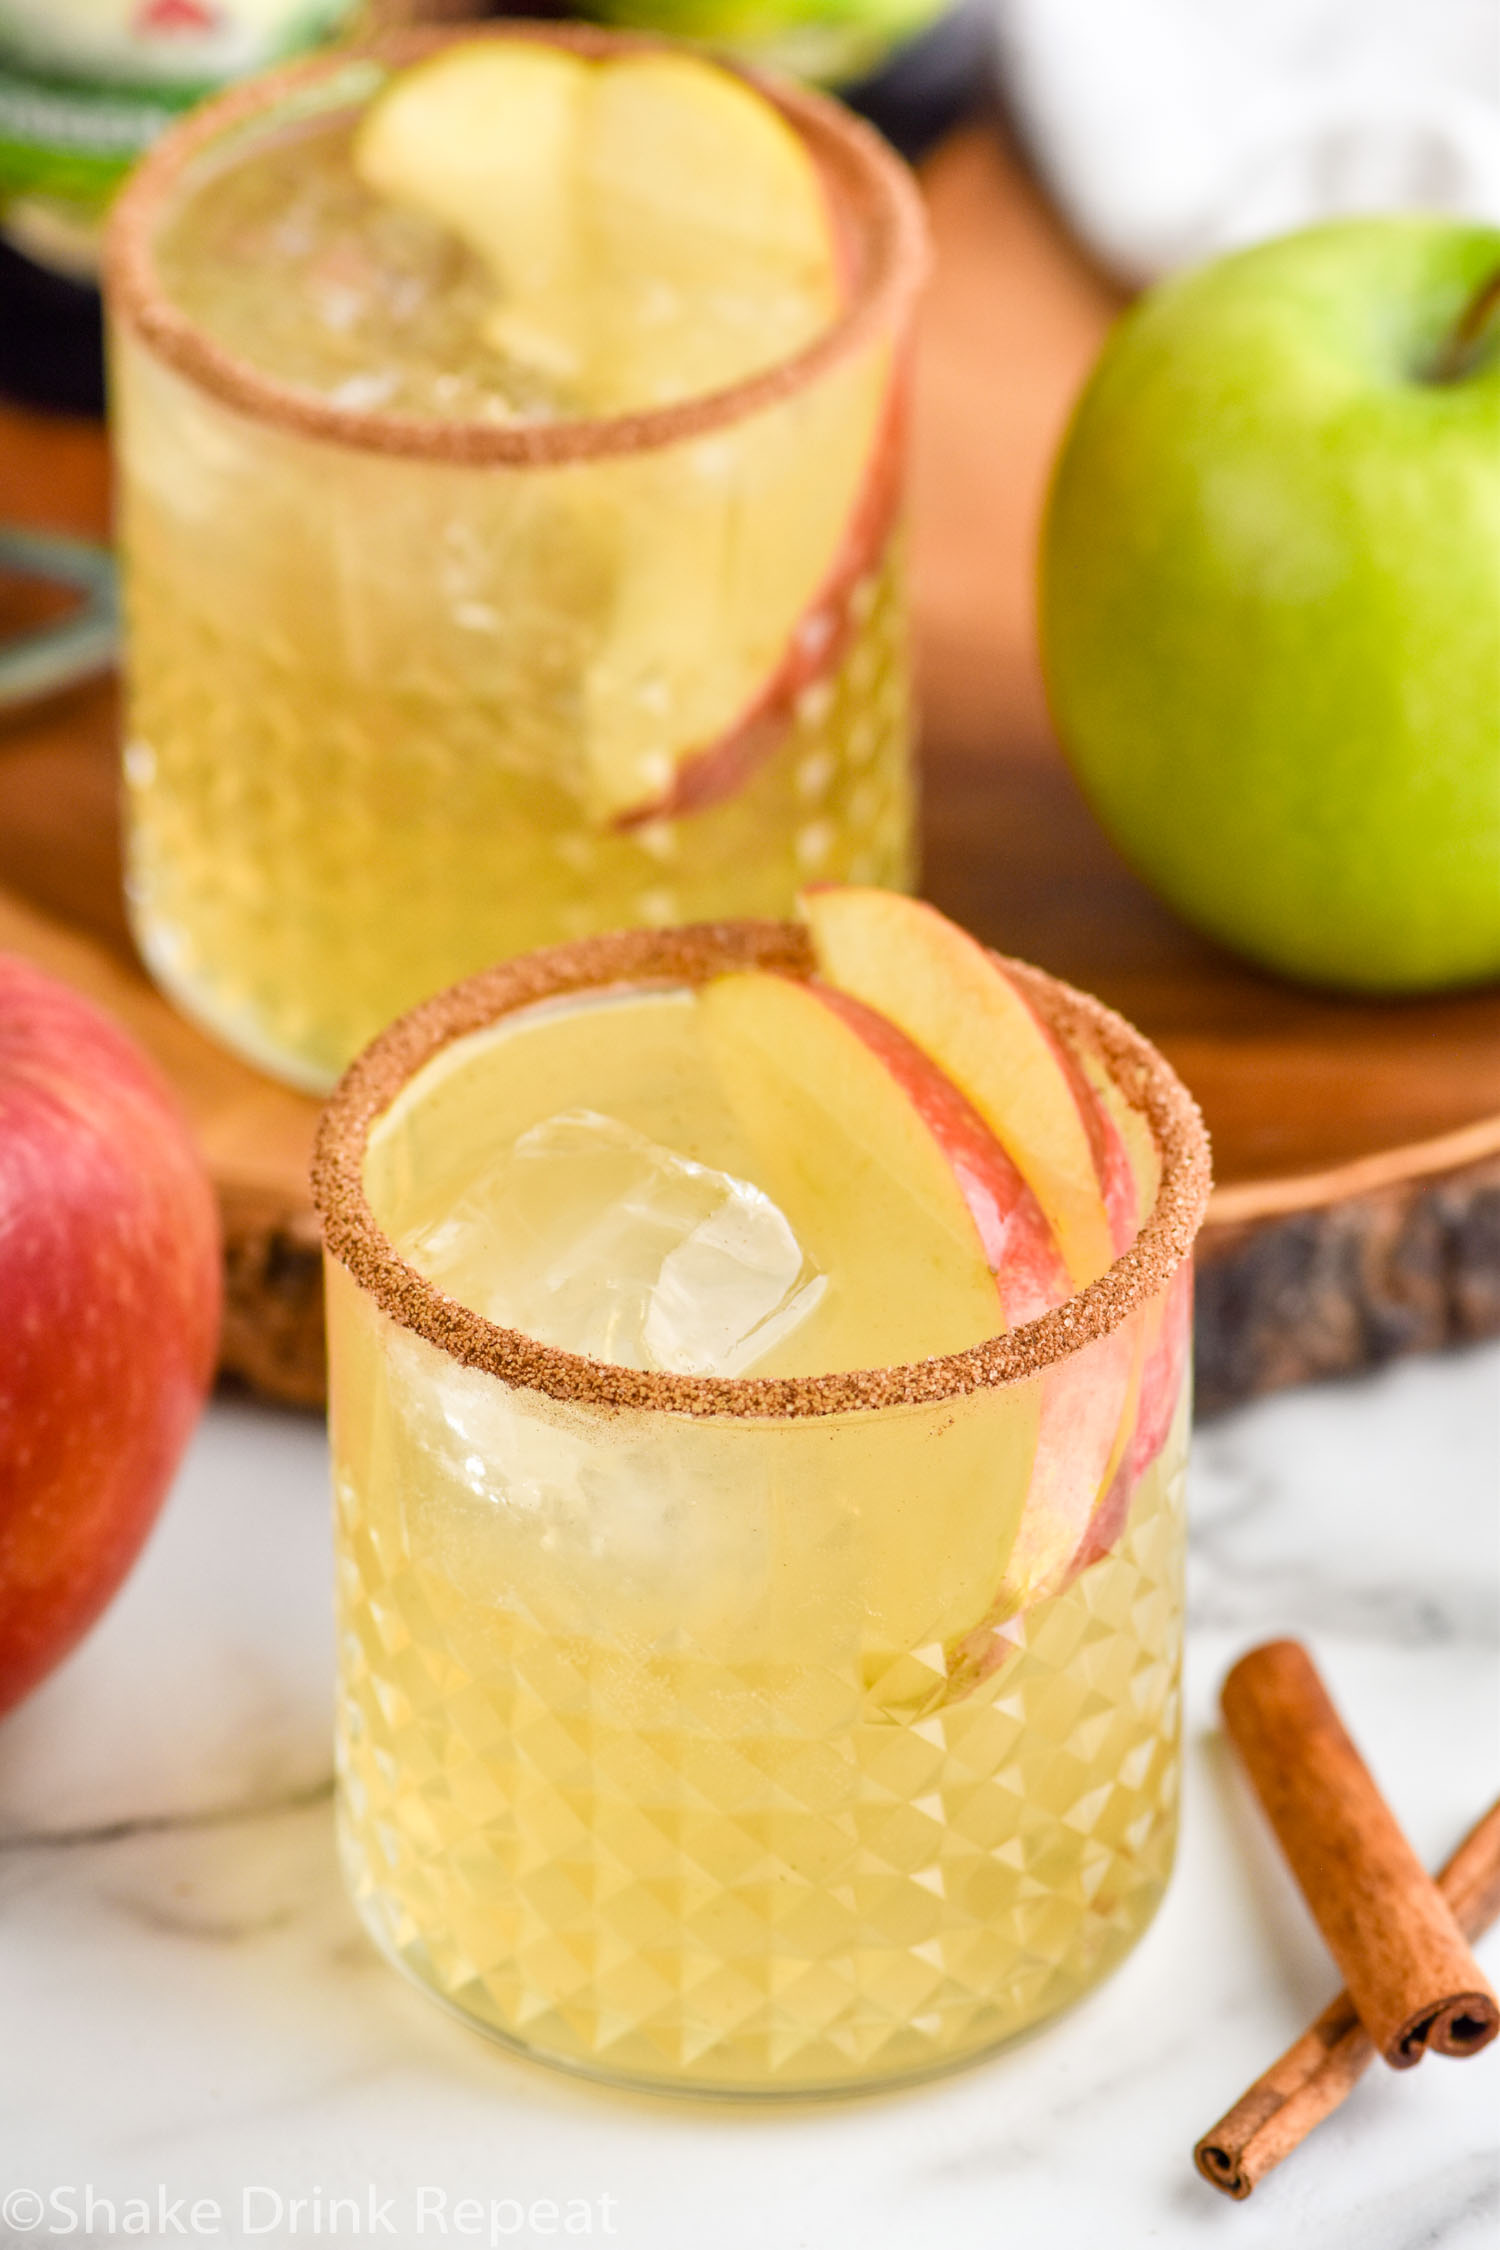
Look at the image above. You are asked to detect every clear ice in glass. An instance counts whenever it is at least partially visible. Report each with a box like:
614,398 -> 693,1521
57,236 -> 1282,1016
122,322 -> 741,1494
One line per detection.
399,1108 -> 824,1377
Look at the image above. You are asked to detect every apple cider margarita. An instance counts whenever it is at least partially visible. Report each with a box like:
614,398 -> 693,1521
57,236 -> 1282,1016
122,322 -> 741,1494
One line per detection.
105,30 -> 925,1092
313,891 -> 1211,2096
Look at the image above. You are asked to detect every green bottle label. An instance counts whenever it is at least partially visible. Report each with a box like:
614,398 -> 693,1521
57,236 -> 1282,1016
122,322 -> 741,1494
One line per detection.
0,0 -> 360,263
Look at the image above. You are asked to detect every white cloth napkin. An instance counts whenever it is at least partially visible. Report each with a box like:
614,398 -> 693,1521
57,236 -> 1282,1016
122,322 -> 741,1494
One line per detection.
990,0 -> 1500,282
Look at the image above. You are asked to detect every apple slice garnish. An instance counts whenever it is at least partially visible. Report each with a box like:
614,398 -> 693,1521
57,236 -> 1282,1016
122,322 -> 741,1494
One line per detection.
944,1236 -> 1182,1702
585,344 -> 890,827
356,39 -> 892,833
809,980 -> 1070,1324
696,969 -> 1066,1372
355,42 -> 840,411
793,889 -> 1169,1694
355,40 -> 588,367
1128,1258 -> 1194,1481
611,366 -> 906,830
701,935 -> 1166,1703
801,887 -> 1121,1287
942,1315 -> 1145,1705
1058,1260 -> 1193,1593
1035,1043 -> 1179,1602
1064,1030 -> 1160,1251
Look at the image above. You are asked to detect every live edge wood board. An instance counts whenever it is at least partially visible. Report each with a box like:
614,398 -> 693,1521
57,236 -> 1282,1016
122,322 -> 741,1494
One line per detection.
3,125 -> 1499,1414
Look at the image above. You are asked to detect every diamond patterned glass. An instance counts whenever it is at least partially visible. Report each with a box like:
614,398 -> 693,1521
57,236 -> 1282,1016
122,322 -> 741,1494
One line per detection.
328,1258 -> 1190,2095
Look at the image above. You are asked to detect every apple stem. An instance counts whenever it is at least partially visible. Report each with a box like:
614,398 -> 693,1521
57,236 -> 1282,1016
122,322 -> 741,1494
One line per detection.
1430,265 -> 1500,384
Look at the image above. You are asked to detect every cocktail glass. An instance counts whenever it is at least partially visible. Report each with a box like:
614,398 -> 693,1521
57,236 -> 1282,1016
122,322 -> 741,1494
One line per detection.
312,918 -> 1211,2096
105,28 -> 927,1092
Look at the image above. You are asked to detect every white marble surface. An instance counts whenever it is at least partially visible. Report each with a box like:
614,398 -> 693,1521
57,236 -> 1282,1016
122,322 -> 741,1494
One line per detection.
2,1347 -> 1497,2249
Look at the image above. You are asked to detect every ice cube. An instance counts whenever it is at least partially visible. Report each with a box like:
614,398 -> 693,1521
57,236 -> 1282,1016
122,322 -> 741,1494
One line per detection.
387,1321 -> 778,1651
399,1108 -> 824,1378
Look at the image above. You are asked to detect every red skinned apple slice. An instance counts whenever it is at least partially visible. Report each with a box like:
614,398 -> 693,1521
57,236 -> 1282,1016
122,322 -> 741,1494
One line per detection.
1062,1028 -> 1161,1253
1034,1030 -> 1174,1600
699,950 -> 1156,1700
809,981 -> 1070,1324
943,1316 -> 1145,1701
794,889 -> 1163,1698
801,888 -> 1118,1287
696,969 -> 1060,1370
1062,1459 -> 1135,1597
993,1080 -> 1181,1620
612,369 -> 907,830
1060,1261 -> 1193,1590
1053,1032 -> 1143,1259
700,963 -> 1136,1690
939,1077 -> 1156,1698
1005,1321 -> 1144,1599
1131,1257 -> 1194,1477
358,41 -> 889,833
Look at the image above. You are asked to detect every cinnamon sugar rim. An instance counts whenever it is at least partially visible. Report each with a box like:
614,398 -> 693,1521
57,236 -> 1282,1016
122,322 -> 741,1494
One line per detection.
312,920 -> 1212,1419
105,22 -> 929,468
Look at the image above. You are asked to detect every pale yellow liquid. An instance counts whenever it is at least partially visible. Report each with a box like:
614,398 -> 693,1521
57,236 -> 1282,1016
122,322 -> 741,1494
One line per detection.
114,98 -> 913,1091
329,992 -> 1187,2093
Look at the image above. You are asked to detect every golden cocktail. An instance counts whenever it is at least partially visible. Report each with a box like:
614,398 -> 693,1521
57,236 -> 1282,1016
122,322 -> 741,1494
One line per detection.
106,30 -> 926,1090
313,893 -> 1210,2095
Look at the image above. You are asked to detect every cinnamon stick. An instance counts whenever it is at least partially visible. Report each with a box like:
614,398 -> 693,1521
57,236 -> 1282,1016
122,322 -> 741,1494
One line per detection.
1218,1640 -> 1498,2071
1195,1795 -> 1500,2198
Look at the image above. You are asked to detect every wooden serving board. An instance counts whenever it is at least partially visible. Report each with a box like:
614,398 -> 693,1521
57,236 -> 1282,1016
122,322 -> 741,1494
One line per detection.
4,123 -> 1499,1413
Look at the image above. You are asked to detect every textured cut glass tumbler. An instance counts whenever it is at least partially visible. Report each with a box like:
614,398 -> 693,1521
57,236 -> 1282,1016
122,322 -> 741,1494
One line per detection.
312,922 -> 1212,2097
105,28 -> 927,1093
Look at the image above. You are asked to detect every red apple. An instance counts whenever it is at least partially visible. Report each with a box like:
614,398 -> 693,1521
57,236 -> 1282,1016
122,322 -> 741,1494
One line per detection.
0,957 -> 221,1718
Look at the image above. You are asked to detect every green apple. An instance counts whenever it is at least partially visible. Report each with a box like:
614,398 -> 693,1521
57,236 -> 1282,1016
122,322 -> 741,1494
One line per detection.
1040,218 -> 1500,994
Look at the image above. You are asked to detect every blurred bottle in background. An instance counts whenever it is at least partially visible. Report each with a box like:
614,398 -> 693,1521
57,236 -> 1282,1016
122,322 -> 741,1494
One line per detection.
0,0 -> 976,416
0,2 -> 453,413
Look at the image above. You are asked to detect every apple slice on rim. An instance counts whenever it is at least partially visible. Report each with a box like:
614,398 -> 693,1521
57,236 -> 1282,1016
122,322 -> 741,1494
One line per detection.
696,970 -> 1067,1373
355,42 -> 841,411
355,40 -> 587,375
801,887 -> 1123,1287
808,980 -> 1071,1326
1064,1030 -> 1160,1248
357,40 -> 895,831
792,889 -> 1168,1695
698,951 -> 1156,1702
